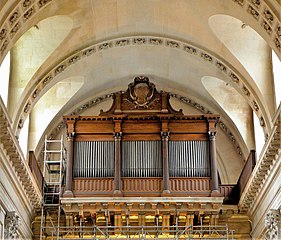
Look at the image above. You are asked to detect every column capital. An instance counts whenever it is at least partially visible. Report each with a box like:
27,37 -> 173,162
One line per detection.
161,131 -> 170,140
265,209 -> 281,240
4,211 -> 21,239
208,131 -> 216,140
67,132 -> 75,140
113,132 -> 123,140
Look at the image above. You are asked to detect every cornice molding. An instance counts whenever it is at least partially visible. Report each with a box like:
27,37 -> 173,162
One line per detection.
239,103 -> 281,212
0,98 -> 42,211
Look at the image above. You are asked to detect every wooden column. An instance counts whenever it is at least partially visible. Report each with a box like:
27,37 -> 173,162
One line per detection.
209,131 -> 220,195
64,133 -> 74,197
161,131 -> 170,196
113,132 -> 123,196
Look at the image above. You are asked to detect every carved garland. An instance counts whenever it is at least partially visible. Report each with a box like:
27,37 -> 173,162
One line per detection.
15,36 -> 268,140
46,91 -> 244,159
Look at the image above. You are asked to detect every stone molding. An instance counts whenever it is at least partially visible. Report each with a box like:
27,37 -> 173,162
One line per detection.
0,98 -> 42,211
0,0 -> 279,58
239,103 -> 281,212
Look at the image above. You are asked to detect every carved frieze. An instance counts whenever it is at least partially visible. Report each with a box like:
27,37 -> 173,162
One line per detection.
262,21 -> 272,35
232,0 -> 244,6
183,45 -> 197,54
115,39 -> 130,46
251,0 -> 261,9
83,47 -> 96,56
133,37 -> 146,44
0,29 -> 7,41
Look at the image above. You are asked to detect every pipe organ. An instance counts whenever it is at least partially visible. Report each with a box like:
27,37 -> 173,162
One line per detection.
63,76 -> 220,198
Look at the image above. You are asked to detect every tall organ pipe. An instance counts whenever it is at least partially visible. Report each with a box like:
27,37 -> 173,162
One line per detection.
168,141 -> 210,177
73,141 -> 114,178
122,141 -> 162,177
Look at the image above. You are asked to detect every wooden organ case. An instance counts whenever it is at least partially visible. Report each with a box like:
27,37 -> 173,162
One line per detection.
63,76 -> 221,198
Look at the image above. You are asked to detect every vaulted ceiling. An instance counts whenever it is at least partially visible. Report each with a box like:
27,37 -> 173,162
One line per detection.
0,0 -> 280,184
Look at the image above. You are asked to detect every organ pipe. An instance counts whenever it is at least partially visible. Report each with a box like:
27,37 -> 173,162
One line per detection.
73,140 -> 210,179
122,141 -> 162,177
73,141 -> 114,178
168,141 -> 210,177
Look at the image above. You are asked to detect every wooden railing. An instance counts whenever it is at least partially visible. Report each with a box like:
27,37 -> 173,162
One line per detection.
237,150 -> 256,196
72,177 -> 214,197
28,151 -> 43,192
71,177 -> 239,199
122,178 -> 162,195
170,177 -> 211,196
73,178 -> 114,195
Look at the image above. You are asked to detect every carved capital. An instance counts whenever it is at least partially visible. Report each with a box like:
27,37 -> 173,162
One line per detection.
161,131 -> 170,140
113,132 -> 123,140
67,132 -> 75,140
4,211 -> 21,239
265,209 -> 281,240
208,131 -> 216,141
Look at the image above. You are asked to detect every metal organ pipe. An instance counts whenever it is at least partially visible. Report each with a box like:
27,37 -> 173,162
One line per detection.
122,141 -> 162,177
73,140 -> 210,179
168,141 -> 210,177
73,141 -> 114,178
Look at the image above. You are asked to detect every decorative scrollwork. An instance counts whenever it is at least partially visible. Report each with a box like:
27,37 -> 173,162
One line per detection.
201,53 -> 213,62
264,9 -> 274,24
247,5 -> 259,20
115,39 -> 130,46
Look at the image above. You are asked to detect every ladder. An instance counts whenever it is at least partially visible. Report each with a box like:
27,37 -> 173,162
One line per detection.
40,135 -> 66,240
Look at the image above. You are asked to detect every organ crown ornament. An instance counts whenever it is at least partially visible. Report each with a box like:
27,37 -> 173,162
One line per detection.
128,76 -> 155,109
100,76 -> 183,115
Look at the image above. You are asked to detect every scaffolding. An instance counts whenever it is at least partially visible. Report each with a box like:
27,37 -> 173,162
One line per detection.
40,135 -> 66,240
43,224 -> 234,239
38,136 -> 234,240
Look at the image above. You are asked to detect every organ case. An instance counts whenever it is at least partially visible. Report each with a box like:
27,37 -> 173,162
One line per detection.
63,76 -> 220,197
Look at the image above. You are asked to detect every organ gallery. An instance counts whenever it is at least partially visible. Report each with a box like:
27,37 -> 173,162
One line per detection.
33,76 -> 249,238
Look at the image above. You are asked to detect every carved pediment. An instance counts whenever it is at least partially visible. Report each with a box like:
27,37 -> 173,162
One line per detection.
100,76 -> 183,116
